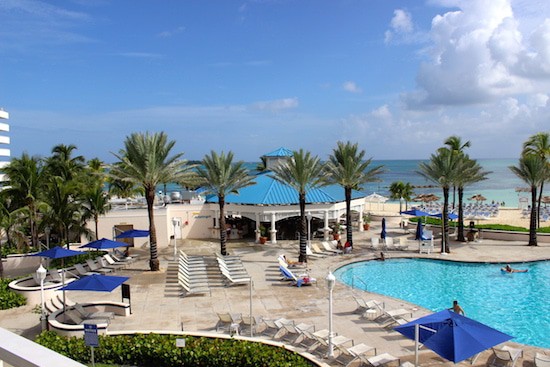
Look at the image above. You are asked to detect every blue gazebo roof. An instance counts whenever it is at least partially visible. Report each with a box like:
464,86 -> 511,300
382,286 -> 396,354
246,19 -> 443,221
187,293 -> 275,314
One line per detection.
262,147 -> 294,157
205,171 -> 366,205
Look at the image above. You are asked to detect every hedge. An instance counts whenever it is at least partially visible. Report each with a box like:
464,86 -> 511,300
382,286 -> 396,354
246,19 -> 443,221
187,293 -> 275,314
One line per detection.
0,277 -> 27,310
35,331 -> 314,367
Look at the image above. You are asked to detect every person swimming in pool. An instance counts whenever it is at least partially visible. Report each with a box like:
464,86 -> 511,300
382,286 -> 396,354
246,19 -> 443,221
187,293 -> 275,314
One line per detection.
502,264 -> 528,273
449,300 -> 465,315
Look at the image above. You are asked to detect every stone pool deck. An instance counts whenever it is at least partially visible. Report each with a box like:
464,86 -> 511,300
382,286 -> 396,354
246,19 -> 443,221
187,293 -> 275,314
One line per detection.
1,229 -> 549,367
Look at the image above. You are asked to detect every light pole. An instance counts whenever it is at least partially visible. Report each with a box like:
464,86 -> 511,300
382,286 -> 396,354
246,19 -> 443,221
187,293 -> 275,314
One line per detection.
172,217 -> 179,261
326,271 -> 336,358
36,264 -> 47,331
307,212 -> 312,248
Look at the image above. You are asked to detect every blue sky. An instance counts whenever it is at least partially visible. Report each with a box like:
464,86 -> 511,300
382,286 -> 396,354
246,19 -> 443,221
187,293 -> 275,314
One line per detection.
1,0 -> 549,163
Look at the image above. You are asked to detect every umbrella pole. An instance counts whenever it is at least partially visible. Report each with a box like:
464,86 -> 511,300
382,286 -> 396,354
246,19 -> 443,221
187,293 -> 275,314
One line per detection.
62,259 -> 66,322
415,323 -> 419,367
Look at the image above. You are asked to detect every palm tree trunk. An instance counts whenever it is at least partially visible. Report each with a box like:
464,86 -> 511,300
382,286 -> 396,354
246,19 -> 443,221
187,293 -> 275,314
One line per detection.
457,187 -> 466,242
537,182 -> 544,228
299,193 -> 307,263
219,196 -> 228,256
529,187 -> 538,246
94,214 -> 99,241
452,186 -> 456,209
442,187 -> 450,253
146,187 -> 160,271
345,187 -> 353,247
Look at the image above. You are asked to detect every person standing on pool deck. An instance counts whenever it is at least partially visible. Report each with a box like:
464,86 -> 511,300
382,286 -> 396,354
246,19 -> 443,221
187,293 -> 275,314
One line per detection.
450,300 -> 465,315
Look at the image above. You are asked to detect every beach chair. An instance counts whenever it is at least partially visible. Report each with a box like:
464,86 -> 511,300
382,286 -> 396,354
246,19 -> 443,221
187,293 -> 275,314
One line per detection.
385,237 -> 396,251
241,315 -> 262,335
259,318 -> 293,338
334,343 -> 377,367
74,263 -> 98,277
321,241 -> 343,255
215,312 -> 242,333
397,237 -> 409,251
309,330 -> 354,356
103,254 -> 127,269
306,246 -> 326,258
489,346 -> 523,367
359,352 -> 400,367
279,266 -> 316,287
46,268 -> 63,283
535,353 -> 550,367
72,303 -> 115,320
85,259 -> 113,274
276,322 -> 315,344
370,237 -> 380,250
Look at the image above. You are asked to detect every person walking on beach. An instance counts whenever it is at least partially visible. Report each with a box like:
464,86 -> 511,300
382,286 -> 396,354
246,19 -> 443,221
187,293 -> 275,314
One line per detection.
449,300 -> 465,315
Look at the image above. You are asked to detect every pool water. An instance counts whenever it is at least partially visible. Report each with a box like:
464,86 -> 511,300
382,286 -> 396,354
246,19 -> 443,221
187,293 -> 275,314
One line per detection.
335,259 -> 550,348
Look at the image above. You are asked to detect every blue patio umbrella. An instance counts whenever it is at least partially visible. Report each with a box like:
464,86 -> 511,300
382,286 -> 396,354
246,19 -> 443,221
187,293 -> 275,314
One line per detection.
59,274 -> 129,292
395,310 -> 513,365
432,212 -> 459,220
116,229 -> 150,239
380,218 -> 387,240
415,221 -> 423,241
31,246 -> 85,318
79,238 -> 128,250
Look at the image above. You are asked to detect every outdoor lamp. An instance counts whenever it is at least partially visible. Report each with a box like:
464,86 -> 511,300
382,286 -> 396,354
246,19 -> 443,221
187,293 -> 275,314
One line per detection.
326,271 -> 336,358
172,217 -> 179,261
36,264 -> 47,331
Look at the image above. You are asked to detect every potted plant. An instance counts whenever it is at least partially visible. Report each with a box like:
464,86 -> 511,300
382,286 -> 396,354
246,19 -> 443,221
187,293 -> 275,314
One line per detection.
259,225 -> 268,244
363,213 -> 371,230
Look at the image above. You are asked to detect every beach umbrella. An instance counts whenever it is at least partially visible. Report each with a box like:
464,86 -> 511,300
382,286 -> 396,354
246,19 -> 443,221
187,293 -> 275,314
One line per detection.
31,246 -> 85,319
469,194 -> 486,202
115,229 -> 150,239
380,218 -> 387,240
79,238 -> 128,250
400,209 -> 431,217
59,274 -> 129,292
394,310 -> 513,365
415,221 -> 423,241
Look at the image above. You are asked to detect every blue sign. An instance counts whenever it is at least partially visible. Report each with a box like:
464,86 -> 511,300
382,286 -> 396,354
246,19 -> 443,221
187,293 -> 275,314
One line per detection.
84,323 -> 99,347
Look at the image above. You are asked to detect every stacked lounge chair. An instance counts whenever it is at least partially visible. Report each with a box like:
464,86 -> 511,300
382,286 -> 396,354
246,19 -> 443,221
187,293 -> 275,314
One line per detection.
178,250 -> 210,296
216,254 -> 250,286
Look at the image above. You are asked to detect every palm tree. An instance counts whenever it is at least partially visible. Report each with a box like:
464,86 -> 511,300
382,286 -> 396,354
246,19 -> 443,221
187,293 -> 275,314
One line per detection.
82,184 -> 111,240
444,136 -> 471,209
326,141 -> 384,247
271,149 -> 327,263
454,156 -> 490,242
47,144 -> 85,180
417,148 -> 461,253
389,181 -> 414,212
509,154 -> 548,246
522,132 -> 550,228
195,151 -> 254,256
110,132 -> 193,271
2,153 -> 46,250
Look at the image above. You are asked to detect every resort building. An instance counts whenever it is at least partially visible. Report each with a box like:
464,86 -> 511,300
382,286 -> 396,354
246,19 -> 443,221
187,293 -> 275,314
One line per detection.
0,108 -> 9,183
94,147 -> 371,249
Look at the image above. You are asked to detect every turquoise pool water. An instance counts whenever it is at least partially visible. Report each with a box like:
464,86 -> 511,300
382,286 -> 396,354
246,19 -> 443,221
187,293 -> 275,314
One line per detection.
335,259 -> 550,348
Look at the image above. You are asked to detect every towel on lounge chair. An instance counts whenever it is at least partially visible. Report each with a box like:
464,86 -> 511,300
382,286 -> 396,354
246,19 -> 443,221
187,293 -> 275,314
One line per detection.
279,266 -> 316,287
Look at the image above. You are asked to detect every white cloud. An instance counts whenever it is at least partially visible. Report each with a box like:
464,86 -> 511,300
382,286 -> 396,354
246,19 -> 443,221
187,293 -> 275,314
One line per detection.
250,98 -> 299,111
385,9 -> 425,44
157,26 -> 185,38
343,81 -> 362,93
391,9 -> 413,33
402,0 -> 550,109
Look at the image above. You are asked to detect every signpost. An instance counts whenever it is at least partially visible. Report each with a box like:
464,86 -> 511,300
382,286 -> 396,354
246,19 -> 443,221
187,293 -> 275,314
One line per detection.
84,323 -> 99,367
176,338 -> 186,363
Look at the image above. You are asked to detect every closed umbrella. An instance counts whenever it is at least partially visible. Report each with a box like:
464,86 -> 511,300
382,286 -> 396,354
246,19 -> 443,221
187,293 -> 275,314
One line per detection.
395,310 -> 513,365
415,221 -> 423,241
380,218 -> 387,240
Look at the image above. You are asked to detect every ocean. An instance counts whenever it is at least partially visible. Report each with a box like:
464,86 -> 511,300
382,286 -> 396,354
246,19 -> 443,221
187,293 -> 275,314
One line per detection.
162,159 -> 532,208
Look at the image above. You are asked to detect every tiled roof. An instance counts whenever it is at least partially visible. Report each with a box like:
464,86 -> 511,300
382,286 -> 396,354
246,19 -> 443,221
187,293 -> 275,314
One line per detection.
205,171 -> 366,205
262,147 -> 294,157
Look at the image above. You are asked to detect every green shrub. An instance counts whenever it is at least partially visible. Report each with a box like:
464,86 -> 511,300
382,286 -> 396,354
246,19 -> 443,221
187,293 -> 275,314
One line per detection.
0,278 -> 27,310
35,332 -> 314,367
407,216 -> 550,233
50,251 -> 106,269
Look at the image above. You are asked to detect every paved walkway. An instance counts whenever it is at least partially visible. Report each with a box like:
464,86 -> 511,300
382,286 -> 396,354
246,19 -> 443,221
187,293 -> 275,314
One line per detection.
1,228 -> 549,366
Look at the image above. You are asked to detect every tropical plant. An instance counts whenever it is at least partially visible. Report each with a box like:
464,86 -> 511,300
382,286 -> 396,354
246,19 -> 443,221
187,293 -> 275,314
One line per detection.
325,141 -> 384,247
195,151 -> 254,256
509,154 -> 549,246
1,153 -> 46,250
110,132 -> 194,271
389,181 -> 414,213
271,149 -> 327,262
454,156 -> 490,242
82,184 -> 111,240
417,148 -> 461,253
444,136 -> 471,209
522,132 -> 550,228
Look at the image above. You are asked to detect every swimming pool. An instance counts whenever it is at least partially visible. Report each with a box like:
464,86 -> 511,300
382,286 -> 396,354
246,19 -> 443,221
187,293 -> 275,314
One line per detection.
335,259 -> 550,348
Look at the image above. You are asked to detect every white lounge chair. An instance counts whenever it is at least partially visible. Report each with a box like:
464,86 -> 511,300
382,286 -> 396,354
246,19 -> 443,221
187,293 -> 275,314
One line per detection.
321,241 -> 343,255
489,346 -> 523,367
74,263 -> 98,277
334,342 -> 377,367
85,259 -> 113,274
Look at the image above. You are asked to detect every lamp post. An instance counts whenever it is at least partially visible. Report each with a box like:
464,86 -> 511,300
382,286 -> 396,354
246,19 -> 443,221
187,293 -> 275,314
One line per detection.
307,212 -> 312,248
326,271 -> 336,358
172,217 -> 179,261
36,264 -> 47,331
